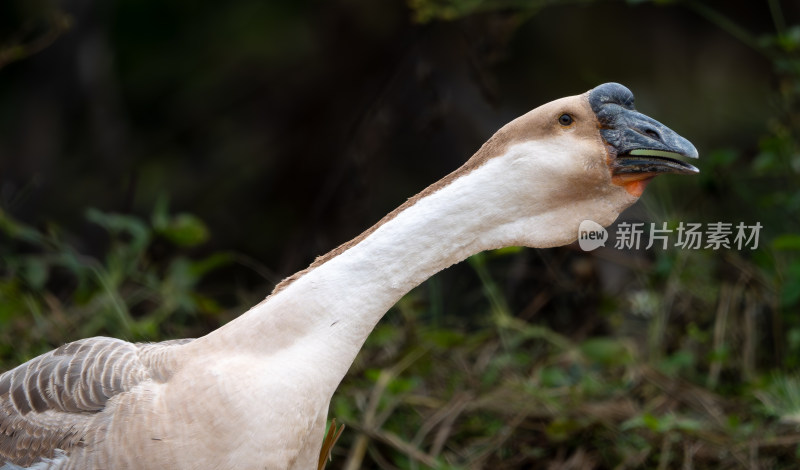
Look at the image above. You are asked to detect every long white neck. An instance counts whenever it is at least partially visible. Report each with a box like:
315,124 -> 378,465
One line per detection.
191,137 -> 633,394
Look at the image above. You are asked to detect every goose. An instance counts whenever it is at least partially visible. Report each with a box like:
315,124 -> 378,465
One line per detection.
0,82 -> 698,470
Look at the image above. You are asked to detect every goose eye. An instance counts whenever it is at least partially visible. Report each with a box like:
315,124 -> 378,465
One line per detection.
558,114 -> 574,126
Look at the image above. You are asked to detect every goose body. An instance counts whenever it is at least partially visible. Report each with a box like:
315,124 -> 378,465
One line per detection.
0,83 -> 698,469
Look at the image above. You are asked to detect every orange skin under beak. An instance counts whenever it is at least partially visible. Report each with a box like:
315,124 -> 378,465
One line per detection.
612,173 -> 656,197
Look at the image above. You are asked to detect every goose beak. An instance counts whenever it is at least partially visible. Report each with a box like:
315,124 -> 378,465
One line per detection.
605,110 -> 699,178
589,83 -> 699,181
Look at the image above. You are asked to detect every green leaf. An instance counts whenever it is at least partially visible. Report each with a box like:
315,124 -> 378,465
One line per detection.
0,210 -> 47,245
159,213 -> 209,247
490,246 -> 523,257
21,257 -> 49,291
187,252 -> 232,278
387,376 -> 418,395
165,257 -> 200,290
422,328 -> 465,348
772,234 -> 800,250
580,337 -> 632,366
86,208 -> 151,253
641,413 -> 662,431
367,323 -> 402,348
539,366 -> 571,388
658,350 -> 695,377
776,26 -> 800,52
545,417 -> 581,442
708,345 -> 730,362
364,368 -> 381,383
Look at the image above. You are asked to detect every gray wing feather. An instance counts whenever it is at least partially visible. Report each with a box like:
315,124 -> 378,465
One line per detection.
0,337 -> 192,467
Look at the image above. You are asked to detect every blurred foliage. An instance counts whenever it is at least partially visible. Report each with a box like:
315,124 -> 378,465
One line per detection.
2,0 -> 800,469
0,0 -> 70,70
0,199 -> 231,368
329,247 -> 800,468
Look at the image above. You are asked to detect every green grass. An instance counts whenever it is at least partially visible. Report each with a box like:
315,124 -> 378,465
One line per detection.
326,249 -> 800,469
0,197 -> 235,366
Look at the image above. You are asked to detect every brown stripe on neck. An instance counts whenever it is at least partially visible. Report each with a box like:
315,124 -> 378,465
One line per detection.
269,117 -> 531,296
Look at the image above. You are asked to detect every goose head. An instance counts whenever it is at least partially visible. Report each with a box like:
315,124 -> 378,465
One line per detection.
590,82 -> 699,190
465,82 -> 698,249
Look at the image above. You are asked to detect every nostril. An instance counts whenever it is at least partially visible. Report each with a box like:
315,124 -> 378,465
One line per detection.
645,128 -> 661,140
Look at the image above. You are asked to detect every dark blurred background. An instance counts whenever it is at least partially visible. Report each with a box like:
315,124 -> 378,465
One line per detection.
1,0 -> 784,270
2,0 -> 800,468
